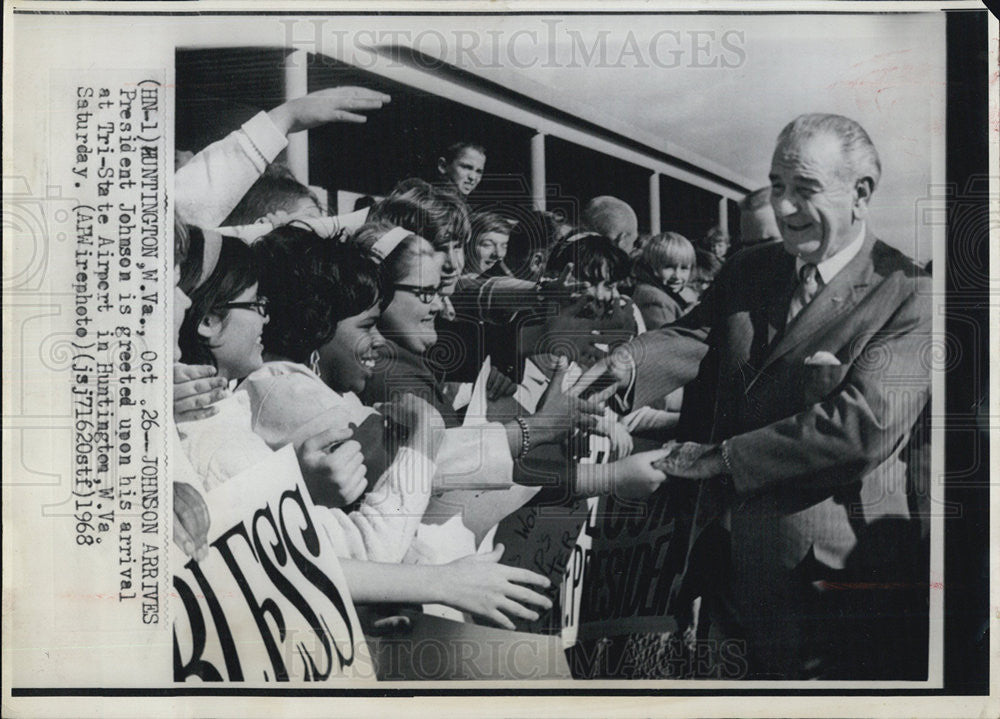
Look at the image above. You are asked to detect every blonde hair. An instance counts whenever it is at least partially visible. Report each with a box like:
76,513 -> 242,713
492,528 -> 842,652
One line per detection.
640,232 -> 695,271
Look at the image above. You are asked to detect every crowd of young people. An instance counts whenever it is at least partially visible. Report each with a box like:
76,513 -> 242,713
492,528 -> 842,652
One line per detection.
168,85 -> 766,668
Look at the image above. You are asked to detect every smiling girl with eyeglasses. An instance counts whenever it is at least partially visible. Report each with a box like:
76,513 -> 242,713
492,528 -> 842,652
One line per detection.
178,235 -> 270,382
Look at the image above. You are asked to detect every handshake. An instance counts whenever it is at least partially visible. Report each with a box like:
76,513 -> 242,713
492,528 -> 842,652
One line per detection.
651,440 -> 728,481
574,439 -> 730,502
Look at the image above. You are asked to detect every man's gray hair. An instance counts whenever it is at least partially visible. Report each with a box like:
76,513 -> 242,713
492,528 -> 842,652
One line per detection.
776,114 -> 882,190
582,196 -> 638,238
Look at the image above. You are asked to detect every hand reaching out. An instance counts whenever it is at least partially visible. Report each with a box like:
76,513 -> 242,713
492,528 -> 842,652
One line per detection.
518,291 -> 631,369
593,410 -> 634,459
381,392 -> 445,459
568,343 -> 636,400
529,356 -> 615,445
437,544 -> 552,630
174,481 -> 210,561
608,446 -> 674,500
267,87 -> 391,135
622,406 -> 680,434
536,263 -> 587,304
296,425 -> 367,507
173,363 -> 229,422
607,420 -> 634,460
486,366 -> 517,401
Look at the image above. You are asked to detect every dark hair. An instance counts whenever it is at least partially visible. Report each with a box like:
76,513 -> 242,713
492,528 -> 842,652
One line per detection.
222,163 -> 322,226
440,141 -> 486,165
370,178 -> 471,250
503,210 -> 559,280
178,236 -> 258,366
177,225 -> 205,295
689,247 -> 723,295
353,195 -> 377,212
254,225 -> 382,364
544,232 -> 630,285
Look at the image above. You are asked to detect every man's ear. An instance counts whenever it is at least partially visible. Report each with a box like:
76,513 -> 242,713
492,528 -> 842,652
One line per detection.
436,157 -> 448,176
198,312 -> 223,340
853,177 -> 874,221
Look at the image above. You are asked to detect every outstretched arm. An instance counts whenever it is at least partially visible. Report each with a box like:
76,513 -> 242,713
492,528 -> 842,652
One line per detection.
340,544 -> 552,630
660,286 -> 932,497
570,289 -> 714,409
175,87 -> 390,228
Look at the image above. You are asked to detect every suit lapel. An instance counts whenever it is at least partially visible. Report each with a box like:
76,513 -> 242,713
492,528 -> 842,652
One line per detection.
683,234 -> 880,595
710,249 -> 793,436
749,232 -> 877,389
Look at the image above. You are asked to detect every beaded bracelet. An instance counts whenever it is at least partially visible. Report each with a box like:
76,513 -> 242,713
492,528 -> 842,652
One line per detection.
720,440 -> 735,476
515,416 -> 531,458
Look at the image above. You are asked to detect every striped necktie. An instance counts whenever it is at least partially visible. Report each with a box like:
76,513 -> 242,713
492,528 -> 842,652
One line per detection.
787,262 -> 820,323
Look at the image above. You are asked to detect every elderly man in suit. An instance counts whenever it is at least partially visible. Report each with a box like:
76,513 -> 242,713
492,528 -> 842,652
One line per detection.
575,113 -> 931,679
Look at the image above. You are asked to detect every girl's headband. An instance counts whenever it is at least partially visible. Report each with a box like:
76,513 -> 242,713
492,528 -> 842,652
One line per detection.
367,226 -> 412,264
198,229 -> 224,289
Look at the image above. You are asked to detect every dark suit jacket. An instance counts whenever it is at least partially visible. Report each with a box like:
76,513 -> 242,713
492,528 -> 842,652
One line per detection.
629,232 -> 931,594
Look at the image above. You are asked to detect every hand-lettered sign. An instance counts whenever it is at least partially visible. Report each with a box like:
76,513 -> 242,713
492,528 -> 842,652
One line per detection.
173,446 -> 373,682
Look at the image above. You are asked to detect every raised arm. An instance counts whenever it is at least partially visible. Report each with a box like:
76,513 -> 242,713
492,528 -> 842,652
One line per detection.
175,87 -> 390,228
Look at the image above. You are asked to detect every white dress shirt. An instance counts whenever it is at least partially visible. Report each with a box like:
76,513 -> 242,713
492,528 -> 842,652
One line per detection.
794,223 -> 867,286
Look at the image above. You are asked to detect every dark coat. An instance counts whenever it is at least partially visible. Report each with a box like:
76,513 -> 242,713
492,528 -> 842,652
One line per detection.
627,232 -> 931,678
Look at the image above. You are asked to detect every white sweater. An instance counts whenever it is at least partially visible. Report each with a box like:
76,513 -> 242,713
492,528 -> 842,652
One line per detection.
177,389 -> 435,564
